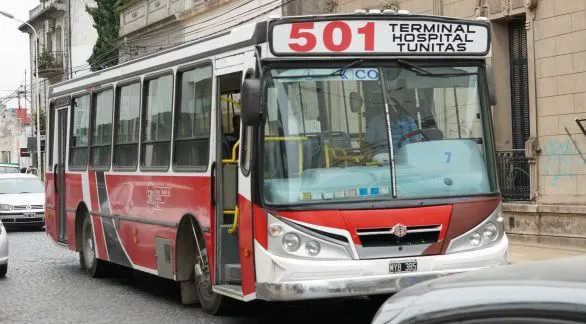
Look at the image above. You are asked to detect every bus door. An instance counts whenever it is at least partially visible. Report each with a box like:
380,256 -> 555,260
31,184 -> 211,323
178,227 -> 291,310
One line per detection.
54,105 -> 69,243
213,69 -> 245,295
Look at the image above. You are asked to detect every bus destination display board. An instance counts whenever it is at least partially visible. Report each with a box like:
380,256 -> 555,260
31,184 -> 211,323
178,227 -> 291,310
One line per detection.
269,18 -> 490,56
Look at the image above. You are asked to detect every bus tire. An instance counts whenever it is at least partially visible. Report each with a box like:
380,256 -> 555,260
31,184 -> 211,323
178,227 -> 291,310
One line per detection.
81,215 -> 107,277
0,263 -> 7,278
194,247 -> 233,315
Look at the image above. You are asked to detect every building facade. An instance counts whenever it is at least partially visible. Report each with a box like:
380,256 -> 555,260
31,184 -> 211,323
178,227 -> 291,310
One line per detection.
118,0 -> 282,62
18,0 -> 98,170
0,105 -> 33,167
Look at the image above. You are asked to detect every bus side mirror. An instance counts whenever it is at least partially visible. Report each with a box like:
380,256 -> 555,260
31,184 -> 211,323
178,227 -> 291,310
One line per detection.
241,78 -> 264,126
487,65 -> 497,106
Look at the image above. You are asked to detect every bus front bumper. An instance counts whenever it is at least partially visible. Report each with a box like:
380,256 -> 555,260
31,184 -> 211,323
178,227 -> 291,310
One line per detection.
255,235 -> 508,301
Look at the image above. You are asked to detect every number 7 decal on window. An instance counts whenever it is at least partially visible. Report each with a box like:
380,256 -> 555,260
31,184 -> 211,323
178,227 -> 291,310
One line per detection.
444,152 -> 452,163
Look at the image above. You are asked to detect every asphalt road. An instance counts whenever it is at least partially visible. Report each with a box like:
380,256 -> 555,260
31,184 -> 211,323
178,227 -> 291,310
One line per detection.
0,229 -> 382,324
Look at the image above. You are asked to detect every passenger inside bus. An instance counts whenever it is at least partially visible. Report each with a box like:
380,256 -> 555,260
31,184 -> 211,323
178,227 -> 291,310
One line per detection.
365,87 -> 423,164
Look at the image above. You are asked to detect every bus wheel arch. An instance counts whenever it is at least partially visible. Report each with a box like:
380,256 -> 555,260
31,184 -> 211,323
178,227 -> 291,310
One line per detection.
175,214 -> 205,282
175,214 -> 233,314
74,202 -> 89,254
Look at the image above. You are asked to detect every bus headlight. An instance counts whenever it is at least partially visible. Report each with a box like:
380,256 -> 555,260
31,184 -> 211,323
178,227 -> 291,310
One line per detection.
446,204 -> 505,254
0,204 -> 13,212
305,241 -> 321,256
266,214 -> 354,260
282,233 -> 301,252
483,223 -> 498,242
469,232 -> 482,246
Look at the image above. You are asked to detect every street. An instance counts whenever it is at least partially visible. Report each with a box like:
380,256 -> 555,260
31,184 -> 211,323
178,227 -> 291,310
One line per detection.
0,229 -> 381,324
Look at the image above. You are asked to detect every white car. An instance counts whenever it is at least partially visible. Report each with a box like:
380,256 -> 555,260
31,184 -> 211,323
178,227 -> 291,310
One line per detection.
0,220 -> 7,277
0,174 -> 45,229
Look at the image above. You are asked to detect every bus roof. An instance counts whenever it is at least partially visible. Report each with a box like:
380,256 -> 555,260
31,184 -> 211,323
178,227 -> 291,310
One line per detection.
49,12 -> 490,99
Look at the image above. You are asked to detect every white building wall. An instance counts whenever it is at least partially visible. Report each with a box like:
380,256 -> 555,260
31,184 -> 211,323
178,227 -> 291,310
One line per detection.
70,0 -> 98,77
181,0 -> 281,43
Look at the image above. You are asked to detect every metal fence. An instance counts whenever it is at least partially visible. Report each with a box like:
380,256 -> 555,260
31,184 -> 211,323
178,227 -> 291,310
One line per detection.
496,149 -> 530,201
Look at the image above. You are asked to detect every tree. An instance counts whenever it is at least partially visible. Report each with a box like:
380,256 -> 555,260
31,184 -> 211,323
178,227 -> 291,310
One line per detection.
86,0 -> 128,71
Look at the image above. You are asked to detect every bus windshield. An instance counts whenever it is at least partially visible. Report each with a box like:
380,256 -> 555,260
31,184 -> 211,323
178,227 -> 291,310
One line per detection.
262,64 -> 497,205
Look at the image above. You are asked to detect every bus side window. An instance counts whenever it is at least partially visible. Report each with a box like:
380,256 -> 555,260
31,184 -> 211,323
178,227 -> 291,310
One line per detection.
173,65 -> 213,170
70,95 -> 90,169
141,74 -> 174,170
90,89 -> 114,170
113,82 -> 141,169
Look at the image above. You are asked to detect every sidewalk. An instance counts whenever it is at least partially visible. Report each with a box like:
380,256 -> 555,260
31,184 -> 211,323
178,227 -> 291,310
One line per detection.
508,241 -> 586,264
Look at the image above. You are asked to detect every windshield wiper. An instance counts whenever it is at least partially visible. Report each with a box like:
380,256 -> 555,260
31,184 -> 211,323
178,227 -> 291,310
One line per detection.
329,59 -> 364,76
19,192 -> 32,194
397,59 -> 478,77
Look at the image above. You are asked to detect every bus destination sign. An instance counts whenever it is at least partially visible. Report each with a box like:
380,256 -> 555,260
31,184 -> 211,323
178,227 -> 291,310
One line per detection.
270,19 -> 490,56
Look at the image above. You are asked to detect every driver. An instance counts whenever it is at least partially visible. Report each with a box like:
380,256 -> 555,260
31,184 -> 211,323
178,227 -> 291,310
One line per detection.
365,88 -> 422,163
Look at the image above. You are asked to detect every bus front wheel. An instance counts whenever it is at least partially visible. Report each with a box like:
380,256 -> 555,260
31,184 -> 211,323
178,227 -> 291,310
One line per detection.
194,247 -> 233,315
80,215 -> 107,277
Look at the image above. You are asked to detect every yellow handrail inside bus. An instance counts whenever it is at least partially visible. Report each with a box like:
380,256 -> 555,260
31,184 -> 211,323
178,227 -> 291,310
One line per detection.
222,140 -> 240,164
226,206 -> 239,234
220,96 -> 241,107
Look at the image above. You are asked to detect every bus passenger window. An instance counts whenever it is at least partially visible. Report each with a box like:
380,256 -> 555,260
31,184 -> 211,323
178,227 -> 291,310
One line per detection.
70,95 -> 90,169
173,65 -> 212,169
142,74 -> 173,169
114,83 -> 141,169
90,89 -> 113,169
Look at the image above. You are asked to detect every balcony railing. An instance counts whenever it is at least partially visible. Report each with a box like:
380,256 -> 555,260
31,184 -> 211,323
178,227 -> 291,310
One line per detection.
496,149 -> 531,201
35,50 -> 64,78
29,0 -> 65,19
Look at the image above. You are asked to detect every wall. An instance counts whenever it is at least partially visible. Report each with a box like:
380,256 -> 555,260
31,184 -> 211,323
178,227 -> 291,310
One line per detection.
0,111 -> 26,166
69,0 -> 98,77
118,0 -> 281,63
533,0 -> 586,206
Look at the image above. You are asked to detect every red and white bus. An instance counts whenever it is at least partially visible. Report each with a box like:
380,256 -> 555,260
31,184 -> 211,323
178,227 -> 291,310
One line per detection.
45,10 -> 507,315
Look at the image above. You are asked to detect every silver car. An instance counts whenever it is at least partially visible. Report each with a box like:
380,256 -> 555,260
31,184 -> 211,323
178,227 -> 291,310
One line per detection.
0,173 -> 45,229
0,220 -> 7,277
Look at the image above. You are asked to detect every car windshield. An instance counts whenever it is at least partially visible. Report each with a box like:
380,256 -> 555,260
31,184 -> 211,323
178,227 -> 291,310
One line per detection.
0,178 -> 44,194
0,166 -> 20,174
262,64 -> 497,205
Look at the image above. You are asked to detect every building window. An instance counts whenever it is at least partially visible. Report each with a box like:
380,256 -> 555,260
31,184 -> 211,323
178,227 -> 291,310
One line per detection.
90,89 -> 114,169
173,65 -> 212,170
70,95 -> 90,169
496,18 -> 531,201
113,82 -> 141,169
141,74 -> 173,169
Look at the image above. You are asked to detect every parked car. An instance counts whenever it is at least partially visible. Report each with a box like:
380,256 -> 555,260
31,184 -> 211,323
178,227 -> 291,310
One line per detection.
0,220 -> 7,277
0,174 -> 45,229
372,255 -> 586,324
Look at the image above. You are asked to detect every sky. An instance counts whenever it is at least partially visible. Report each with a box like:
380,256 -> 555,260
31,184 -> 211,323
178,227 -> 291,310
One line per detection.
0,0 -> 42,110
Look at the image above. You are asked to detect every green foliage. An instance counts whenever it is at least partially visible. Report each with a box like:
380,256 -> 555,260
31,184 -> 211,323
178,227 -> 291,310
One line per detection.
86,0 -> 129,71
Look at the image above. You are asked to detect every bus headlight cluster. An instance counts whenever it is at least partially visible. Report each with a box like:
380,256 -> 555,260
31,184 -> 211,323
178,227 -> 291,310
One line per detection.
447,204 -> 506,254
282,233 -> 301,252
267,214 -> 353,260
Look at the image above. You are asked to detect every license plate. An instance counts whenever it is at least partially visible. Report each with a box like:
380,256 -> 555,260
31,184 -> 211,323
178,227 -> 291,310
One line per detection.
24,213 -> 35,218
389,260 -> 418,273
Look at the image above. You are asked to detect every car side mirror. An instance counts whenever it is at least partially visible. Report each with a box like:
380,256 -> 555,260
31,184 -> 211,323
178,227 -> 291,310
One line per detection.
241,78 -> 264,126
